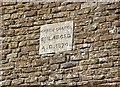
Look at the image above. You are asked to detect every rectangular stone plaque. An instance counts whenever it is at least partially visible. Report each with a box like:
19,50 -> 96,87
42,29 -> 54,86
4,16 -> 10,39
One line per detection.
39,21 -> 73,54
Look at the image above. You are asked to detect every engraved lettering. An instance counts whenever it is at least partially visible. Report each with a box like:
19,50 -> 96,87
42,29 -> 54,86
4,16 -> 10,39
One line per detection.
39,21 -> 73,54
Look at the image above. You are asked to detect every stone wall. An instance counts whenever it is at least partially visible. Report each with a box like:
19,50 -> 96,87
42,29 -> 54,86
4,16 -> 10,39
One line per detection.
0,2 -> 120,86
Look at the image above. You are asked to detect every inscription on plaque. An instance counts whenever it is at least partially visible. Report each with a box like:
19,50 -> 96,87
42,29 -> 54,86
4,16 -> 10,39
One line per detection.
39,21 -> 73,54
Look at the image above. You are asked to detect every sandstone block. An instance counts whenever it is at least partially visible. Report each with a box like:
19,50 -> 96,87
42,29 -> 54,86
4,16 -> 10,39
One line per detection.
94,17 -> 106,23
9,24 -> 22,28
101,63 -> 114,68
112,20 -> 120,27
42,14 -> 53,20
80,43 -> 91,48
70,55 -> 81,61
61,62 -> 76,69
50,64 -> 59,71
19,41 -> 26,47
25,77 -> 37,83
9,42 -> 18,49
100,35 -> 113,41
106,14 -> 119,22
108,3 -> 119,10
0,65 -> 14,70
27,40 -> 39,46
22,67 -> 37,73
25,10 -> 37,17
11,13 -> 19,19
79,8 -> 91,14
2,43 -> 8,49
56,80 -> 67,85
29,51 -> 38,56
15,4 -> 24,9
89,64 -> 101,69
7,29 -> 15,37
50,57 -> 66,64
12,79 -> 24,85
33,58 -> 49,66
7,53 -> 17,58
52,7 -> 61,13
93,75 -> 105,80
22,22 -> 33,27
113,34 -> 120,40
2,49 -> 12,55
37,8 -> 51,15
81,2 -> 97,9
74,39 -> 84,45
3,14 -> 10,20
0,80 -> 11,86
38,76 -> 48,82
41,71 -> 51,76
66,4 -> 77,11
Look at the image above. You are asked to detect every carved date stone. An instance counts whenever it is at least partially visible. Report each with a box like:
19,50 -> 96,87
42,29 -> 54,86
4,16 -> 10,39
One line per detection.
39,21 -> 73,54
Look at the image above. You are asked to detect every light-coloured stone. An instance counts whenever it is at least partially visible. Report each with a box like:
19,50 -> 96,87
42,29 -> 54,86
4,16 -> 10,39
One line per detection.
0,80 -> 11,86
81,2 -> 97,9
7,53 -> 17,58
3,14 -> 10,20
39,21 -> 73,54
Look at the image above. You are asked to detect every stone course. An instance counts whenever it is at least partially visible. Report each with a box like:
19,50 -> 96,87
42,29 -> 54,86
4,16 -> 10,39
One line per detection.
0,1 -> 120,86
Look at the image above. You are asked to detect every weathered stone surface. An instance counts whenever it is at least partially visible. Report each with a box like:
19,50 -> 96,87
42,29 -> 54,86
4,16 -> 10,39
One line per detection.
61,62 -> 76,69
0,80 -> 11,86
106,14 -> 119,22
56,80 -> 67,85
37,8 -> 51,15
19,41 -> 26,47
1,2 -> 119,86
7,53 -> 17,58
27,40 -> 39,46
50,57 -> 65,64
3,14 -> 10,20
22,22 -> 33,27
81,2 -> 97,9
80,43 -> 91,48
15,4 -> 24,9
32,58 -> 49,66
38,76 -> 48,82
25,11 -> 37,17
2,49 -> 12,55
9,42 -> 18,49
0,65 -> 14,70
50,64 -> 59,71
25,76 -> 37,83
12,79 -> 24,85
11,13 -> 19,19
22,67 -> 37,73
100,35 -> 113,41
112,20 -> 120,27
94,17 -> 106,23
66,4 -> 77,11
9,24 -> 22,28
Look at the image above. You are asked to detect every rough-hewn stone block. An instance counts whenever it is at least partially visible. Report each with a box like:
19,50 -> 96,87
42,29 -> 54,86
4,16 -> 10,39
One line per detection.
25,11 -> 37,17
61,62 -> 76,69
3,14 -> 10,20
50,57 -> 66,64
